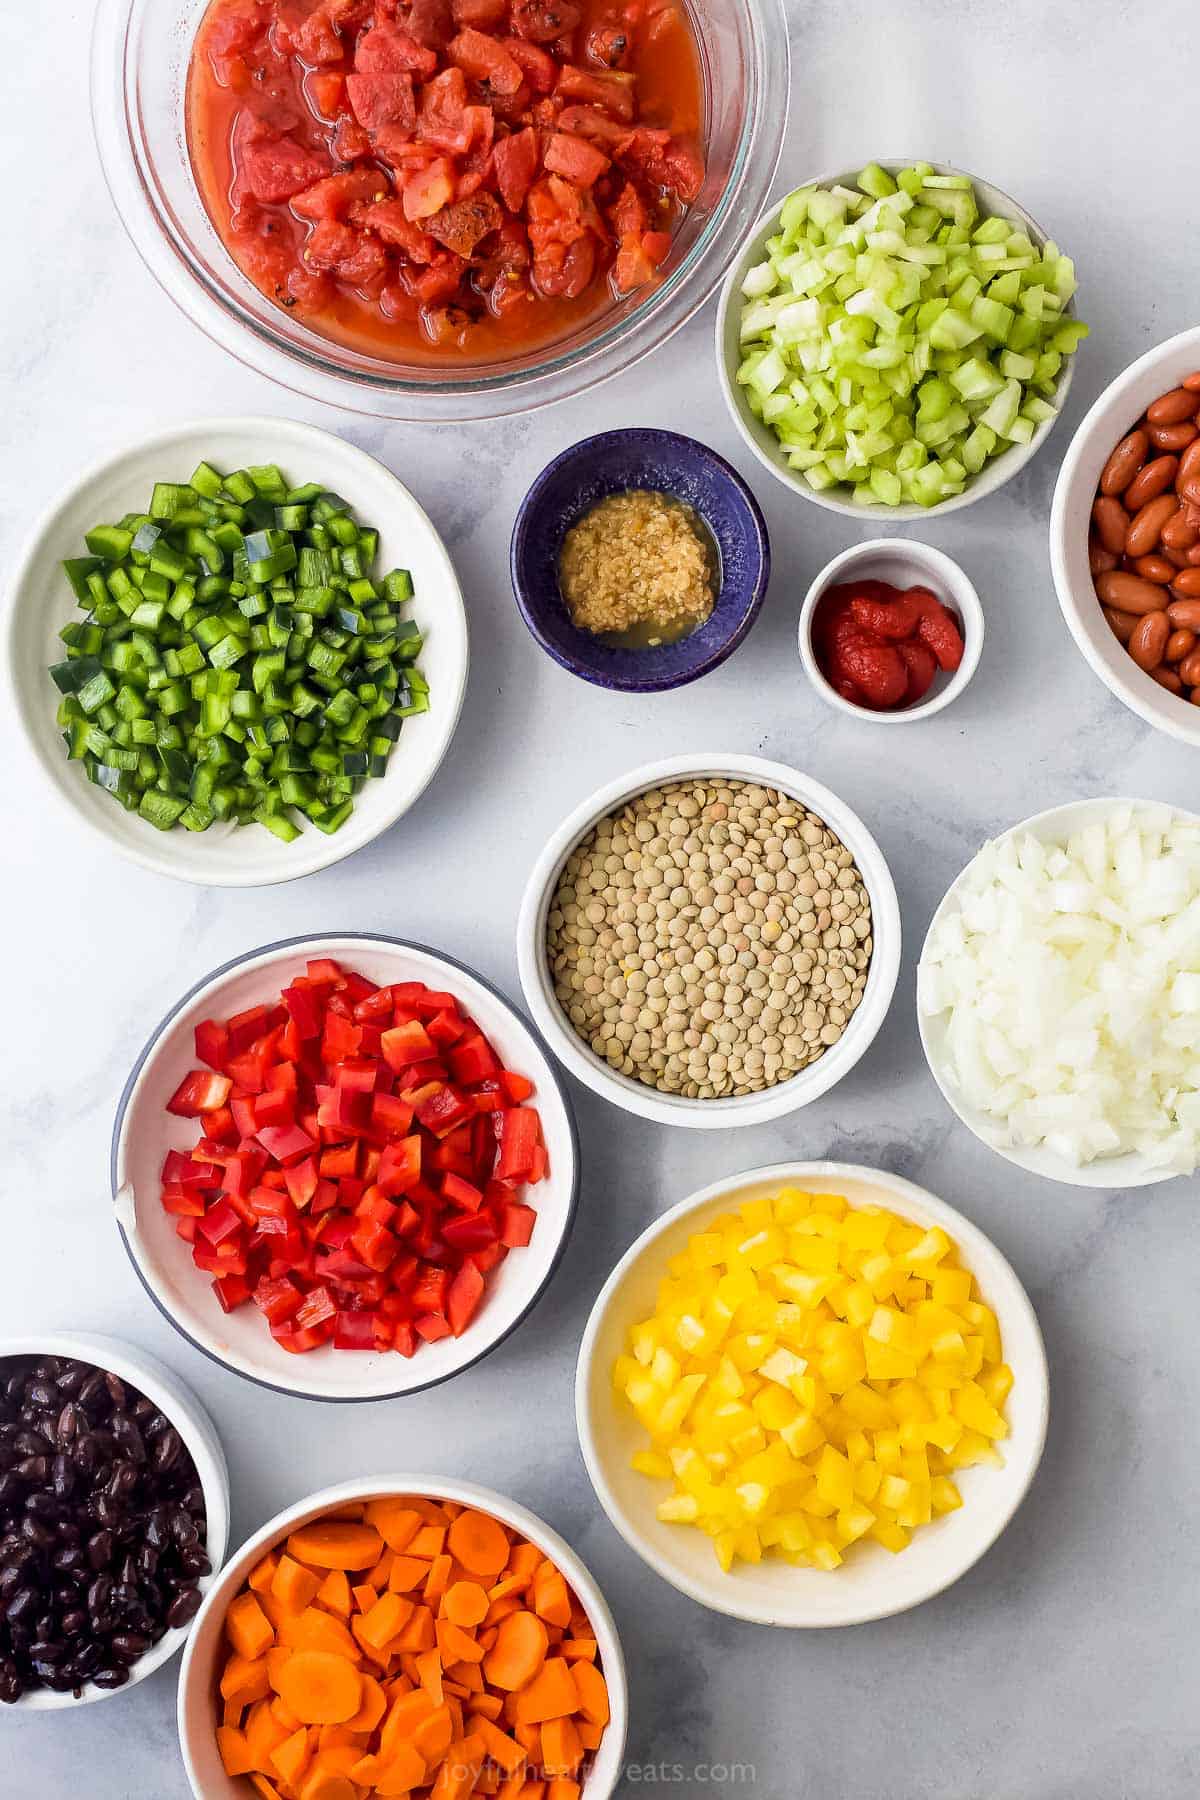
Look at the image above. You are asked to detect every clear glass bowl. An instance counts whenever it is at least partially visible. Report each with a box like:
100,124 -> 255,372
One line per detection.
91,0 -> 790,420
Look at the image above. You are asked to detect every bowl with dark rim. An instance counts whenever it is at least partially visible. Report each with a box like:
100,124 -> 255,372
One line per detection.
510,428 -> 771,692
110,933 -> 579,1401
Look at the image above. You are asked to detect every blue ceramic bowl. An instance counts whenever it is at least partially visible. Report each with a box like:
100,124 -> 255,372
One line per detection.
510,429 -> 771,692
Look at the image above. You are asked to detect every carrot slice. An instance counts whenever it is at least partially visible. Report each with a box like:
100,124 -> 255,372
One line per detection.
540,1716 -> 582,1777
249,1552 -> 281,1594
221,1654 -> 271,1705
287,1522 -> 385,1571
482,1611 -> 548,1692
568,1658 -> 609,1726
380,1688 -> 436,1759
395,1603 -> 437,1652
344,1672 -> 388,1735
503,1543 -> 541,1588
250,1778 -> 284,1800
430,1733 -> 485,1800
470,1692 -> 503,1722
416,1647 -> 445,1705
217,1725 -> 256,1778
373,1744 -> 428,1794
316,1570 -> 353,1617
389,1555 -> 431,1593
413,1700 -> 455,1764
228,1593 -> 276,1661
437,1618 -> 485,1665
559,1637 -> 596,1663
545,1781 -> 580,1800
425,1552 -> 454,1603
279,1606 -> 360,1662
409,1523 -> 448,1559
444,1581 -> 489,1628
273,1556 -> 322,1615
353,1582 -> 380,1615
513,1660 -> 577,1725
472,1714 -> 527,1775
271,1724 -> 315,1787
530,1567 -> 570,1630
577,1720 -> 604,1752
366,1500 -> 423,1553
448,1511 -> 510,1579
274,1651 -> 363,1726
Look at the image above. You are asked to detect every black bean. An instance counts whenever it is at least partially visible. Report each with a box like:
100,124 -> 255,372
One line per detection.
14,1458 -> 48,1484
110,1632 -> 150,1665
5,1588 -> 38,1625
14,1431 -> 50,1459
25,1381 -> 57,1411
91,1665 -> 130,1690
0,1666 -> 21,1704
165,1587 -> 202,1629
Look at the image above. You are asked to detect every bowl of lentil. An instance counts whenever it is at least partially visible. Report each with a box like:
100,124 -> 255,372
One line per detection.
516,755 -> 901,1128
509,430 -> 770,693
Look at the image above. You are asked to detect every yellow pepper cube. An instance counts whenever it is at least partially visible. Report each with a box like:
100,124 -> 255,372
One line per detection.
954,1382 -> 1009,1440
779,1413 -> 826,1459
814,1445 -> 855,1511
689,1231 -> 725,1270
631,1449 -> 672,1479
657,1494 -> 700,1523
871,1519 -> 911,1554
836,1504 -> 876,1544
853,1460 -> 882,1503
931,1267 -> 973,1307
980,1363 -> 1014,1408
773,1187 -> 811,1224
930,1476 -> 963,1515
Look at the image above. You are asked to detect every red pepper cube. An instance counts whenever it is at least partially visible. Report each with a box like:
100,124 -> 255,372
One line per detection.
253,1275 -> 303,1325
283,1155 -> 320,1211
166,1070 -> 233,1118
496,1107 -> 540,1182
351,1221 -> 398,1273
413,1312 -> 453,1343
212,1273 -> 252,1314
441,1172 -> 484,1214
257,1122 -> 318,1165
377,1135 -> 422,1196
449,1035 -> 501,1086
161,1185 -> 206,1219
197,1199 -> 244,1248
334,1309 -> 382,1350
305,958 -> 345,987
441,1212 -> 498,1253
322,1011 -> 363,1063
381,1019 -> 437,1071
282,980 -> 324,1039
446,1261 -> 485,1336
500,1070 -> 535,1104
194,1018 -> 230,1072
500,1203 -> 537,1248
254,1085 -> 296,1130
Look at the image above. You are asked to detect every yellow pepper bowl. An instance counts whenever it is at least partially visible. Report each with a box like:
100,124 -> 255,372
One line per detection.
575,1162 -> 1048,1627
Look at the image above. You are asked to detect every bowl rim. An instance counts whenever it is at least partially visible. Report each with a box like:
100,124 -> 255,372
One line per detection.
177,1473 -> 629,1799
715,158 -> 1077,520
797,537 -> 985,723
516,753 -> 901,1127
917,795 -> 1200,1187
509,428 -> 772,693
1,415 -> 469,888
110,932 -> 580,1399
1049,323 -> 1200,747
0,1329 -> 230,1707
90,0 -> 790,422
575,1159 -> 1049,1627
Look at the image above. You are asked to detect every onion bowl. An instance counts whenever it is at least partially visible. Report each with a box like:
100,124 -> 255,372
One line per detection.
111,934 -> 579,1399
517,754 -> 901,1129
178,1476 -> 628,1799
0,1331 -> 229,1709
4,417 -> 468,888
576,1161 -> 1048,1628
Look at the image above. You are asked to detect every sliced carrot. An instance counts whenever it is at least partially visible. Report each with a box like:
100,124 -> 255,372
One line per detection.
545,1781 -> 580,1800
221,1653 -> 271,1705
371,1548 -> 396,1589
287,1522 -> 385,1572
228,1592 -> 276,1661
448,1511 -> 510,1580
366,1500 -> 423,1553
372,1744 -> 428,1794
353,1582 -> 380,1615
279,1605 -> 360,1662
515,1781 -> 546,1800
412,1700 -> 455,1765
318,1724 -> 364,1751
272,1555 -> 322,1616
246,1698 -> 292,1768
271,1724 -> 315,1787
577,1720 -> 604,1752
503,1543 -> 542,1588
568,1658 -> 609,1726
380,1687 -> 436,1759
249,1552 -> 281,1594
482,1611 -> 548,1692
299,1767 -> 358,1800
344,1671 -> 388,1735
416,1647 -> 445,1705
559,1638 -> 596,1663
475,1768 -> 501,1796
437,1618 -> 485,1665
512,1721 -> 541,1755
395,1603 -> 436,1653
274,1650 -> 363,1726
445,1659 -> 485,1692
540,1716 -> 582,1777
470,1692 -> 503,1723
316,1570 -> 352,1617
409,1523 -> 448,1559
223,1698 -> 245,1730
389,1555 -> 431,1593
472,1714 -> 527,1775
359,1591 -> 410,1651
430,1732 -> 485,1800
485,1596 -> 521,1629
513,1660 -> 577,1726
444,1581 -> 489,1628
530,1567 -> 571,1630
487,1575 -> 527,1606
217,1725 -> 256,1778
250,1778 -> 284,1800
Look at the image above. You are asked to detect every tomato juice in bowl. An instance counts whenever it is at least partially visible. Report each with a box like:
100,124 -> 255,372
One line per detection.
91,0 -> 788,415
186,0 -> 706,366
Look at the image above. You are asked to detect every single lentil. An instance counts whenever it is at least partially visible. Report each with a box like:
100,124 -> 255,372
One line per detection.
546,780 -> 873,1097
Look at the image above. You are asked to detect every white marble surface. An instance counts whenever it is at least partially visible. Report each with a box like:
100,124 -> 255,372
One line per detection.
3,0 -> 1200,1793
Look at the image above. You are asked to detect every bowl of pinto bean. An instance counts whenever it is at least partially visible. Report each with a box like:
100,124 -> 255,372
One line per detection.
1051,325 -> 1200,744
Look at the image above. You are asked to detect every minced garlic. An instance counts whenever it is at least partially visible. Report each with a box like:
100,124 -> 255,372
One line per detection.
558,489 -> 715,646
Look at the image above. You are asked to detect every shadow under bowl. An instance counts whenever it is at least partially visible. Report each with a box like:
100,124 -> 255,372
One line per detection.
510,428 -> 770,693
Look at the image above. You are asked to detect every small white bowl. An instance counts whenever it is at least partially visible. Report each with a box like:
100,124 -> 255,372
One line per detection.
799,538 -> 984,722
0,1330 -> 230,1708
178,1475 -> 628,1799
1050,324 -> 1200,747
576,1161 -> 1048,1628
918,796 -> 1200,1187
111,933 -> 579,1399
716,160 -> 1077,520
516,754 -> 901,1130
3,417 -> 468,886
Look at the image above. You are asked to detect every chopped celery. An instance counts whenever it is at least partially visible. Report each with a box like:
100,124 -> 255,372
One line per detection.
734,162 -> 1088,506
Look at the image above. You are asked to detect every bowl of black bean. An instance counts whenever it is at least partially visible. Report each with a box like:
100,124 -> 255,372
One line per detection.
0,1333 -> 229,1707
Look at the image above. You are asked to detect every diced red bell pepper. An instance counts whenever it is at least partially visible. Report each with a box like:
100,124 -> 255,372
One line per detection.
167,1070 -> 233,1118
500,1070 -> 535,1104
441,1213 -> 498,1253
371,1092 -> 415,1137
282,980 -> 323,1039
449,1034 -> 501,1086
253,1275 -> 304,1324
496,1107 -> 540,1183
213,1273 -> 252,1313
257,1122 -> 318,1165
320,1142 -> 360,1179
322,1011 -> 363,1063
440,1172 -> 484,1213
381,1019 -> 437,1071
412,1083 -> 474,1138
197,1199 -> 244,1247
334,1310 -> 382,1350
161,1186 -> 206,1219
446,1261 -> 485,1335
294,1285 -> 338,1332
283,1155 -> 320,1211
376,1135 -> 423,1196
195,1019 -> 230,1071
254,1085 -> 296,1130
414,1312 -> 453,1342
500,1203 -> 537,1247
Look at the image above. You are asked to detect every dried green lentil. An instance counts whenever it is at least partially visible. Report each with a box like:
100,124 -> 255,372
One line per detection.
546,780 -> 873,1098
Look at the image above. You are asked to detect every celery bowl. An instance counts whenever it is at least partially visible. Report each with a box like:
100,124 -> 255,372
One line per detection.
715,161 -> 1081,520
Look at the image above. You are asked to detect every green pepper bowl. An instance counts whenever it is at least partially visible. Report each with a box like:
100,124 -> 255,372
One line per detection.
4,417 -> 468,886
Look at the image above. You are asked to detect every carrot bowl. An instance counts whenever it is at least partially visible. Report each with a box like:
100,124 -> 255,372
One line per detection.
178,1476 -> 628,1800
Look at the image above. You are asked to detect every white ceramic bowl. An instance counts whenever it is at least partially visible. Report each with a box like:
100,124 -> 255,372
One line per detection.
716,160 -> 1077,520
1051,324 -> 1200,746
576,1161 -> 1048,1628
4,417 -> 468,886
111,934 -> 579,1398
178,1475 -> 628,1799
799,538 -> 984,722
0,1330 -> 230,1708
918,796 -> 1200,1188
517,754 -> 901,1129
